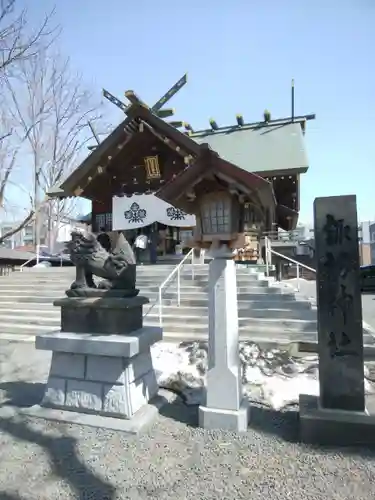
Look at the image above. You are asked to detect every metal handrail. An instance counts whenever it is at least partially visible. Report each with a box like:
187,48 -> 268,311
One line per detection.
264,236 -> 315,291
158,248 -> 196,327
19,254 -> 64,272
269,248 -> 316,273
263,229 -> 301,241
19,256 -> 37,271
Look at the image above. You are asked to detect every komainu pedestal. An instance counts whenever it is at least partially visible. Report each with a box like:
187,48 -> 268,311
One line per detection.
35,295 -> 163,431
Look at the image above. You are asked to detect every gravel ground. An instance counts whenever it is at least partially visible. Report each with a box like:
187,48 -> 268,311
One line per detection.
1,341 -> 375,500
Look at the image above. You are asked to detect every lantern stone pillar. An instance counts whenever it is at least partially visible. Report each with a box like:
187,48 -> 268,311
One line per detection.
198,245 -> 249,432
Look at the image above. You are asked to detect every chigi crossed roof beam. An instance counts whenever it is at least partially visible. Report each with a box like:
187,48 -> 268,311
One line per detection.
86,74 -> 191,153
102,73 -> 189,123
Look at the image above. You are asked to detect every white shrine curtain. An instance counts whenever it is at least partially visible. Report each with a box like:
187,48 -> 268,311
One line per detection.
112,194 -> 196,230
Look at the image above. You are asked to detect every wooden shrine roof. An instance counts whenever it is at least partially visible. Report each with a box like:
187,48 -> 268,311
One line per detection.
48,101 -> 314,202
48,104 -> 201,200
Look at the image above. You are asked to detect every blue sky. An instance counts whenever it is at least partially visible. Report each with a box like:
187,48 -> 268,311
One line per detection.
28,0 -> 374,224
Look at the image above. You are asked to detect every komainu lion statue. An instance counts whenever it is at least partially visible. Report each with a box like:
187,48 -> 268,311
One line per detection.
66,231 -> 138,297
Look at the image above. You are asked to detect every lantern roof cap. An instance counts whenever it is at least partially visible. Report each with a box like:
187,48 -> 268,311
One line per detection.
156,143 -> 276,212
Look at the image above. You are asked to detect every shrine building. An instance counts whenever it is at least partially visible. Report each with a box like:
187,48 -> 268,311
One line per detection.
49,76 -> 315,260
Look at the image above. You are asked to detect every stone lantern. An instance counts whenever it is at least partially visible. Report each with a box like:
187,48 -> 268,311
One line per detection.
157,143 -> 275,253
156,143 -> 276,432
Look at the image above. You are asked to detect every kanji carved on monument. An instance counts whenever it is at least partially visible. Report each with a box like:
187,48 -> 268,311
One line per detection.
315,201 -> 364,411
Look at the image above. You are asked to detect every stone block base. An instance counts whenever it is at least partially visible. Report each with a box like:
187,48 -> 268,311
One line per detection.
299,394 -> 375,446
54,296 -> 149,335
199,399 -> 249,432
36,327 -> 162,420
0,390 -> 174,434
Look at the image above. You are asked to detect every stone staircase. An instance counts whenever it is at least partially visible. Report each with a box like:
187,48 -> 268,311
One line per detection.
0,264 -> 374,349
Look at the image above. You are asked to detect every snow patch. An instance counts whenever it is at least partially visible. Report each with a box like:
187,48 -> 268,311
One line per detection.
151,341 -> 374,410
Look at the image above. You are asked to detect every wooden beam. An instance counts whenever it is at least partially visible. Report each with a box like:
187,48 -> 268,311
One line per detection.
151,73 -> 188,112
102,89 -> 128,112
125,90 -> 149,108
140,120 -> 188,158
168,121 -> 185,128
88,121 -> 100,145
68,127 -> 141,197
126,103 -> 200,156
156,108 -> 175,118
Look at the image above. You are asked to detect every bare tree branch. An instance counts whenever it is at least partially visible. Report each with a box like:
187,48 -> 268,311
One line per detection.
0,207 -> 34,241
0,36 -> 105,248
0,0 -> 57,77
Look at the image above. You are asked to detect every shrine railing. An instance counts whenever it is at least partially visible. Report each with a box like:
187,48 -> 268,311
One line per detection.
157,249 -> 203,327
264,236 -> 316,291
262,229 -> 313,243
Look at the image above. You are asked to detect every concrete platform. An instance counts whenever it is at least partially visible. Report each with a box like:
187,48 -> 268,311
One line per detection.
0,390 -> 174,434
299,394 -> 375,446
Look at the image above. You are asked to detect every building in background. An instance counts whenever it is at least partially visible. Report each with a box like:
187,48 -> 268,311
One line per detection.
0,222 -> 36,250
276,223 -> 313,242
0,216 -> 84,252
369,221 -> 375,265
269,221 -> 374,268
357,221 -> 374,266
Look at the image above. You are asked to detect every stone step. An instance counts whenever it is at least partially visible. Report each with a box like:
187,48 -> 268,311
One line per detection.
0,278 -> 268,290
2,267 -> 258,278
143,318 -> 318,334
0,303 -> 318,320
1,276 -> 254,287
0,273 -> 260,284
140,290 -> 300,301
3,271 -> 175,280
0,287 -> 299,299
145,305 -> 318,319
0,322 -> 317,341
0,312 -> 319,330
0,302 -> 57,310
0,284 -> 294,297
0,285 -> 288,297
2,323 -> 371,349
0,277 -> 273,288
0,298 -> 315,312
2,330 -> 374,353
0,295 -> 313,309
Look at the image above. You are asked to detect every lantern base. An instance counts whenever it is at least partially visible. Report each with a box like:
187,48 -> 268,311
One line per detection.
198,399 -> 249,432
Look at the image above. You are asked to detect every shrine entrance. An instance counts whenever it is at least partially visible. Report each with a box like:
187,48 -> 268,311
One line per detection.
123,222 -> 194,261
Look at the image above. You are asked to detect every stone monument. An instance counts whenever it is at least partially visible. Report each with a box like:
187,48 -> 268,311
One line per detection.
299,195 -> 375,445
32,231 -> 164,433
